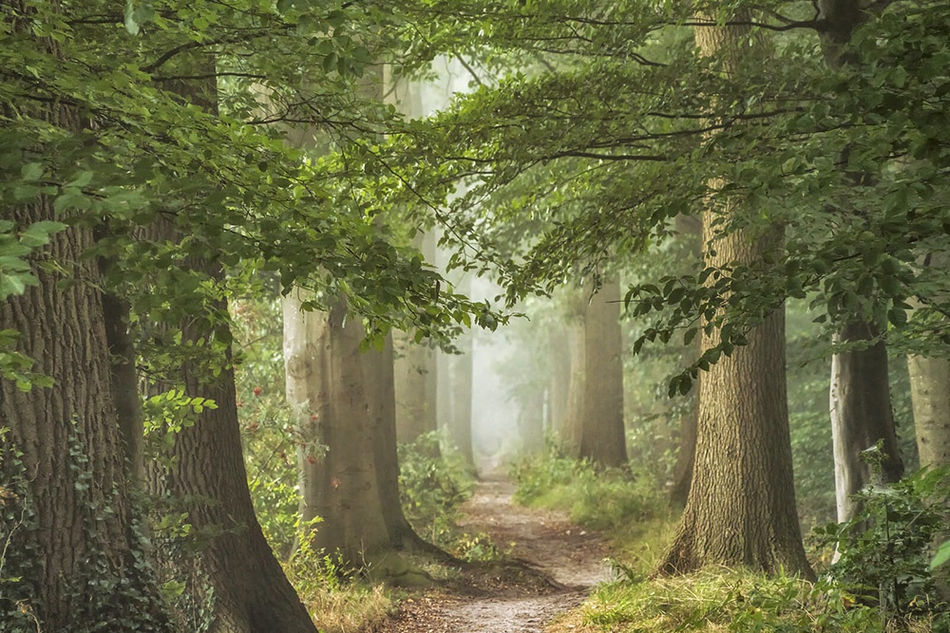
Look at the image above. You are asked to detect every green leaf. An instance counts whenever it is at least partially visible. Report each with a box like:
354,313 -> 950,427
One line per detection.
931,539 -> 950,570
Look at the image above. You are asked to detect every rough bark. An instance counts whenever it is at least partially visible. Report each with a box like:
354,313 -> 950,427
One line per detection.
283,293 -> 391,565
657,15 -> 812,578
0,5 -> 171,630
830,322 -> 904,523
0,202 -> 173,633
143,66 -> 315,633
101,288 -> 145,484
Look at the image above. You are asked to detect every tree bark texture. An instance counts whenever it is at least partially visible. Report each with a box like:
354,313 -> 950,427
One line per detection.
145,266 -> 315,633
0,196 -> 173,633
283,293 -> 391,565
830,322 -> 904,523
0,4 -> 171,629
141,63 -> 315,633
657,16 -> 812,578
363,332 -> 434,551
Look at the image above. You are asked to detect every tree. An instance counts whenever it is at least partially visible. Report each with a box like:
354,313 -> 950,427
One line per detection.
394,231 -> 441,448
0,4 -> 170,629
284,293 -> 392,565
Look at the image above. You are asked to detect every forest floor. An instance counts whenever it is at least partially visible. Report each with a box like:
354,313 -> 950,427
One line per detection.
370,473 -> 613,633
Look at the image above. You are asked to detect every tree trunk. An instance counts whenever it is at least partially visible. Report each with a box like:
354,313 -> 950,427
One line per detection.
578,277 -> 628,468
830,322 -> 904,523
283,292 -> 391,565
144,264 -> 314,633
657,15 -> 812,578
444,332 -> 475,467
140,59 -> 316,633
0,201 -> 173,633
101,287 -> 145,484
394,233 -> 439,449
0,5 -> 171,629
907,354 -> 950,470
561,303 -> 587,455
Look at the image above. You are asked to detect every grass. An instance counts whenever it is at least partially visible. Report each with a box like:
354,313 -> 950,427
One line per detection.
548,569 -> 943,633
509,449 -> 677,576
511,451 -> 948,633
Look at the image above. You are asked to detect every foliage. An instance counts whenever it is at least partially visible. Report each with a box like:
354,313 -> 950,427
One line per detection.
510,446 -> 671,569
814,466 -> 950,622
231,292 -> 303,559
346,0 -> 950,396
282,538 -> 393,633
397,432 -> 475,548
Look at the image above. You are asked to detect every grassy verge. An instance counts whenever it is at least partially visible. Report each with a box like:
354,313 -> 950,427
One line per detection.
510,448 -> 678,576
512,451 -> 950,633
550,569 -> 943,633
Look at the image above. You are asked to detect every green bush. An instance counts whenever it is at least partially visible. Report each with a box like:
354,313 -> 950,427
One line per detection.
815,465 -> 950,624
510,446 -> 668,535
397,432 -> 474,548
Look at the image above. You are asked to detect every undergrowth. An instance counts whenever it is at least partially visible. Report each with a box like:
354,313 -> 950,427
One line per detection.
552,568 -> 944,633
523,449 -> 950,633
509,445 -> 675,573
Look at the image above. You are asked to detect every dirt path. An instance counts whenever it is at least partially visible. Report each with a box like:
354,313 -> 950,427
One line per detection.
372,474 -> 613,633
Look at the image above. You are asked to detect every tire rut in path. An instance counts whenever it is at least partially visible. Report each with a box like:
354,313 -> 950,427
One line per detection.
373,474 -> 613,633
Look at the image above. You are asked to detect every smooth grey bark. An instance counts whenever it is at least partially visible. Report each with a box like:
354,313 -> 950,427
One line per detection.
559,280 -> 627,467
818,0 -> 905,523
830,322 -> 904,523
283,293 -> 391,565
907,353 -> 950,470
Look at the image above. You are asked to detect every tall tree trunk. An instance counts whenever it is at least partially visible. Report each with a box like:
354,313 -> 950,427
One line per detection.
657,15 -> 812,578
560,280 -> 627,467
144,64 -> 315,633
144,255 -> 315,633
830,322 -> 904,523
907,354 -> 950,470
394,233 -> 439,449
0,212 -> 171,633
445,332 -> 475,467
1,6 -> 171,624
817,0 -> 905,522
561,301 -> 587,455
101,287 -> 145,484
579,277 -> 628,468
283,292 -> 391,565
364,332 -> 449,557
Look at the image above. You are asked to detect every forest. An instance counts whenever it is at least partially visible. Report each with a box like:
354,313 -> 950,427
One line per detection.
1,0 -> 949,631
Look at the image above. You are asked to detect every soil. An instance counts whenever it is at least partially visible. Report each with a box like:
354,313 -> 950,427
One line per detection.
369,474 -> 613,633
